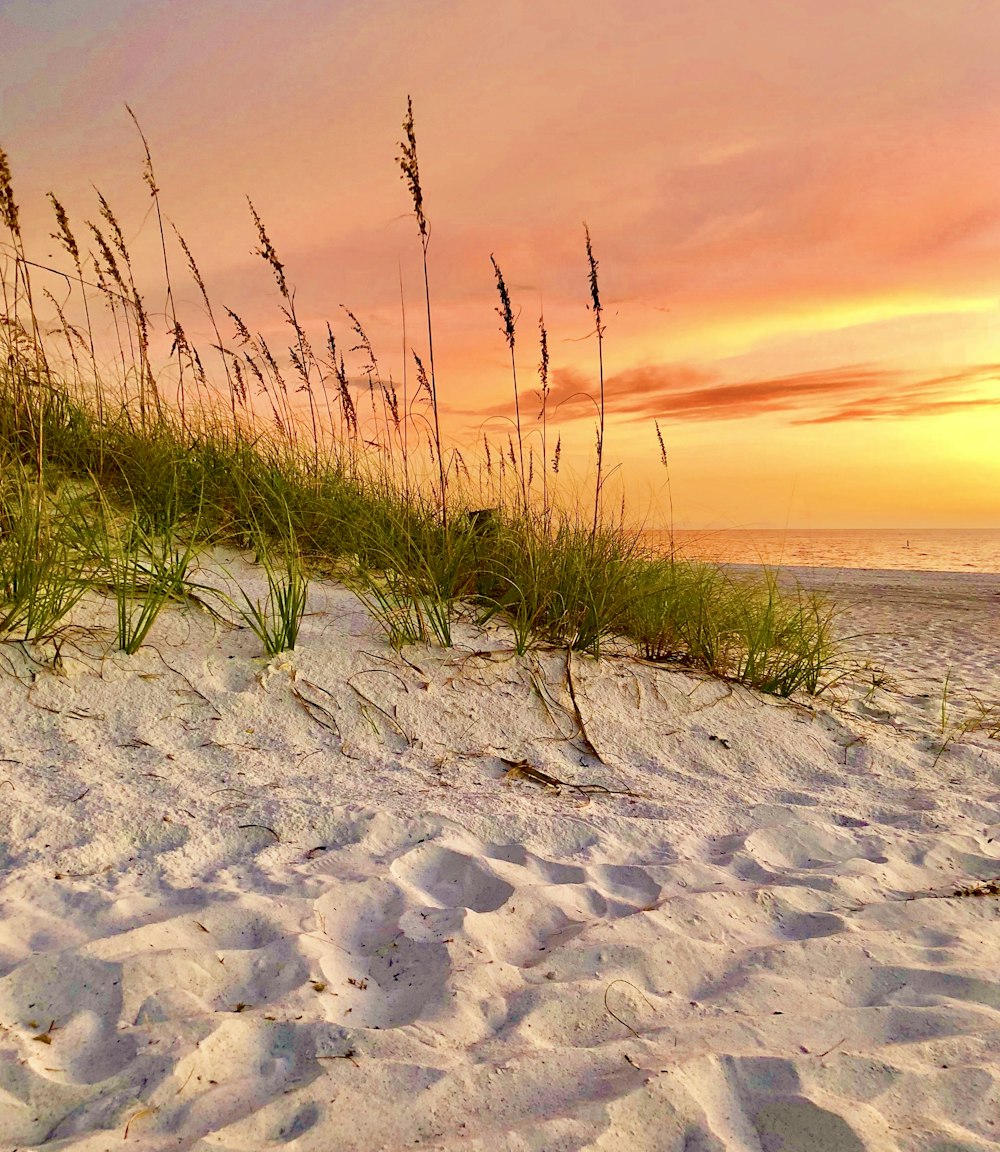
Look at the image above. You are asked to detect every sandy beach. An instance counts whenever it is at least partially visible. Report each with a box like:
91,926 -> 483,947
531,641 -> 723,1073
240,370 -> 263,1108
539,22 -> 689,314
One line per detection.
745,565 -> 1000,707
1,559 -> 998,1151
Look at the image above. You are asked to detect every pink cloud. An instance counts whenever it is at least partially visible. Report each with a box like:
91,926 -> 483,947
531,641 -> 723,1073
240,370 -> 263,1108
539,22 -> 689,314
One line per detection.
466,360 -> 1000,427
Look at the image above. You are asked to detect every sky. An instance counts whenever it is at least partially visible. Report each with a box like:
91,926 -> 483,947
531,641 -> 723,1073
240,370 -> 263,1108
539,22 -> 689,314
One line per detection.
2,0 -> 999,527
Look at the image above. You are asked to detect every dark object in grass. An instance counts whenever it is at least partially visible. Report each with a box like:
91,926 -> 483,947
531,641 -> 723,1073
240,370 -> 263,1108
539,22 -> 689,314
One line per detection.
466,508 -> 499,535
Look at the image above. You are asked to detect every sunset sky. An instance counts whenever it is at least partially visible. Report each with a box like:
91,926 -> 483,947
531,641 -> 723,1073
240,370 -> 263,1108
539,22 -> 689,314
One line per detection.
3,0 -> 1000,527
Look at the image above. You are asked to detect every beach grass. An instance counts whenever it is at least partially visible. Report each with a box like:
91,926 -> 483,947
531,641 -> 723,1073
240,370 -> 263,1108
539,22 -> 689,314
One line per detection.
0,463 -> 92,641
0,109 -> 836,690
92,490 -> 202,654
222,516 -> 310,656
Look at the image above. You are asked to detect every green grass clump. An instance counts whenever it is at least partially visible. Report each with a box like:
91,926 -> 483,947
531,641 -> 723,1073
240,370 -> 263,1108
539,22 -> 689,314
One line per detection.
473,516 -> 641,657
93,494 -> 201,654
0,111 -> 838,693
351,516 -> 473,648
0,466 -> 91,642
622,559 -> 835,695
224,528 -> 309,656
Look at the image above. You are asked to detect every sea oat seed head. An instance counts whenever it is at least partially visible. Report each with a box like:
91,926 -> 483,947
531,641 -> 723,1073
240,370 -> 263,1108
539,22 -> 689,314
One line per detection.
413,351 -> 431,401
584,223 -> 602,329
247,197 -> 288,297
0,146 -> 21,235
537,316 -> 549,416
491,255 -> 516,351
398,96 -> 427,240
655,420 -> 668,468
48,194 -> 80,267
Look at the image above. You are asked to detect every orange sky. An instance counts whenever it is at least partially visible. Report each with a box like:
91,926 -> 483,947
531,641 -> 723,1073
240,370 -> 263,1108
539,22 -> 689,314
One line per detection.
3,0 -> 1000,527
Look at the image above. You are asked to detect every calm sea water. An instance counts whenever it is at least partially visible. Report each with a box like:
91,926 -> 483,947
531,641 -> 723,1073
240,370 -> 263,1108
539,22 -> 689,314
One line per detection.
644,529 -> 1000,575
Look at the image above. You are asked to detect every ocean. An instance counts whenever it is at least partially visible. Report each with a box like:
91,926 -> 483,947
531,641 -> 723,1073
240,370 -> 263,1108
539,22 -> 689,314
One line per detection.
645,528 -> 1000,575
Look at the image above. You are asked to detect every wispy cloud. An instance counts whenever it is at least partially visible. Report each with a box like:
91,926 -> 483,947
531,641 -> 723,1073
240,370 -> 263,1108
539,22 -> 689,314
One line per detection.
795,368 -> 1000,424
466,361 -> 1000,426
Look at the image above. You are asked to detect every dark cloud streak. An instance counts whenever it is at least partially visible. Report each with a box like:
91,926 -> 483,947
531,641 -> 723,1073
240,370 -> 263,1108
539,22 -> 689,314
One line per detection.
460,361 -> 1000,427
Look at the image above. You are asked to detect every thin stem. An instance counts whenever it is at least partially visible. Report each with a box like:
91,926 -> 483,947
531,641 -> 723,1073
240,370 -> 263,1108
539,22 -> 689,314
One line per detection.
585,224 -> 604,537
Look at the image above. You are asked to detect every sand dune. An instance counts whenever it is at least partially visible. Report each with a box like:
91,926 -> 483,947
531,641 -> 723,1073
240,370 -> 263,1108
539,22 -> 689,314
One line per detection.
1,560 -> 998,1150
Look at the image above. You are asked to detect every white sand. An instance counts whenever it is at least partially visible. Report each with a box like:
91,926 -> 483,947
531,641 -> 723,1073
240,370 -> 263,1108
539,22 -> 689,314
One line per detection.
1,558 -> 999,1151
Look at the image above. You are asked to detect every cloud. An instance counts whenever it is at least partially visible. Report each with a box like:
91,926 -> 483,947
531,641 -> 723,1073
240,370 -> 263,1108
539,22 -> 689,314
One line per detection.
465,361 -> 1000,427
791,364 -> 1000,424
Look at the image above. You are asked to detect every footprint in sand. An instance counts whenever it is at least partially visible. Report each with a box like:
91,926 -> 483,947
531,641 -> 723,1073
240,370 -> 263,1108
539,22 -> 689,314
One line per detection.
587,863 -> 661,908
743,820 -> 885,872
390,843 -> 515,912
776,910 -> 847,940
618,1055 -> 870,1152
0,952 -> 135,1084
706,830 -> 749,866
486,841 -> 586,885
773,789 -> 821,807
753,1096 -> 866,1152
312,876 -> 452,1028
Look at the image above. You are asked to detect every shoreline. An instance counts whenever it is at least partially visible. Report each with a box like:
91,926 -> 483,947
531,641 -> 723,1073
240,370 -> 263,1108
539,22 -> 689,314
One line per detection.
659,526 -> 1000,580
727,560 -> 1000,587
714,564 -> 1000,714
723,564 -> 1000,713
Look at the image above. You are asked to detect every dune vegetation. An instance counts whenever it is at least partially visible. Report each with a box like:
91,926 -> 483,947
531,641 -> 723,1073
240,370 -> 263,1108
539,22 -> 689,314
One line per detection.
0,102 -> 836,695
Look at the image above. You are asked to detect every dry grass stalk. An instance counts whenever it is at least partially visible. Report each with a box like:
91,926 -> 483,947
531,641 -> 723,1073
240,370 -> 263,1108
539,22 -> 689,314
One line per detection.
537,315 -> 551,518
584,224 -> 605,536
491,255 -> 527,512
397,96 -> 447,526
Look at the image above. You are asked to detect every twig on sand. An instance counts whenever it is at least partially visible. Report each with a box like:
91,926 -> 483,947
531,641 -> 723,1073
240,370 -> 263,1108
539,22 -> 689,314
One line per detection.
317,1047 -> 359,1067
604,979 -> 654,1039
500,759 -> 639,798
686,677 -> 733,713
238,822 -> 280,841
123,1107 -> 157,1140
362,645 -> 426,679
292,681 -> 341,736
565,649 -> 605,763
350,667 -> 408,691
26,684 -> 105,720
527,665 -> 577,740
347,672 -> 410,743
